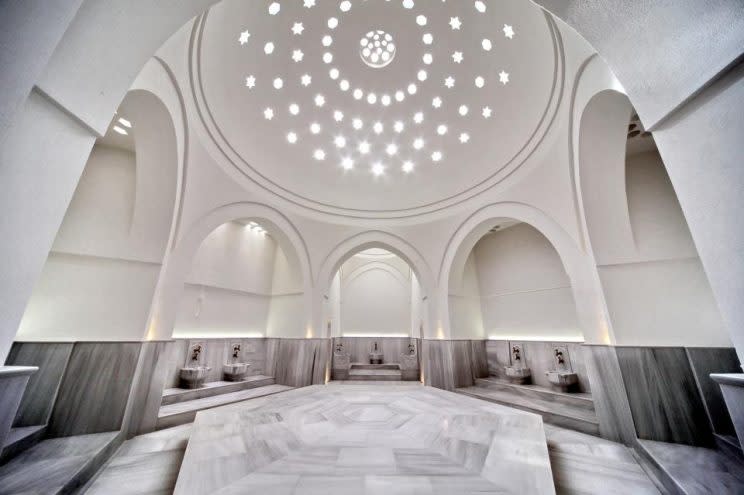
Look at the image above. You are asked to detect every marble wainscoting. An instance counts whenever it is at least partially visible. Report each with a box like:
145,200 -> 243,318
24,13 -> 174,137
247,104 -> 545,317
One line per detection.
48,342 -> 142,437
332,337 -> 419,364
486,340 -> 591,393
266,338 -> 332,387
421,339 -> 488,391
122,340 -> 175,436
616,346 -> 715,447
685,347 -> 741,436
0,366 -> 38,453
163,338 -> 268,388
4,342 -> 73,427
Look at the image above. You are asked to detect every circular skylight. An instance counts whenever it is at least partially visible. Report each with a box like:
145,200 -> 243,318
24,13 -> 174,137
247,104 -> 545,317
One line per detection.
360,30 -> 396,68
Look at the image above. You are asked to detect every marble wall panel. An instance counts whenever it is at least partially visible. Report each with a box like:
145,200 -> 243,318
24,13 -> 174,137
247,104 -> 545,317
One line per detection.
616,346 -> 713,446
470,340 -> 489,379
582,345 -> 638,445
271,339 -> 331,387
332,337 -> 417,364
5,342 -> 73,426
685,347 -> 740,436
486,340 -> 510,378
123,341 -> 174,437
566,343 -> 591,393
48,342 -> 141,437
422,339 -> 455,390
452,340 -> 475,388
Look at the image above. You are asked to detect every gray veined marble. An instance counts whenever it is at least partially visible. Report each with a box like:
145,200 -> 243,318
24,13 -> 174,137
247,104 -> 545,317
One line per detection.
174,383 -> 555,495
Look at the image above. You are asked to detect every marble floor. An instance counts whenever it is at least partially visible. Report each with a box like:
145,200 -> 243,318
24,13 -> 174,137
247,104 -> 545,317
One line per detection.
175,382 -> 556,494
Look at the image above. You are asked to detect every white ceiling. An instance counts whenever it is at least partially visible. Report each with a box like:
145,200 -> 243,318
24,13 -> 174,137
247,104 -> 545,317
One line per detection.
195,0 -> 560,215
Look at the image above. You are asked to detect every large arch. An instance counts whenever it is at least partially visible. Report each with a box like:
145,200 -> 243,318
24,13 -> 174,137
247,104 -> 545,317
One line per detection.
439,202 -> 613,345
145,202 -> 312,341
315,231 -> 436,339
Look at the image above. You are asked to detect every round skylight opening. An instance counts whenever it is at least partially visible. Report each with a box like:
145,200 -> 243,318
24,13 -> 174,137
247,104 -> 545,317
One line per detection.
360,30 -> 396,68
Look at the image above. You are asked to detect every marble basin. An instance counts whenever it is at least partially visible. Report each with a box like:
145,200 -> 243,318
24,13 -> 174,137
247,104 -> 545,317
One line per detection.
179,366 -> 211,389
505,366 -> 532,384
332,353 -> 351,380
223,363 -> 249,382
369,352 -> 383,365
399,354 -> 420,381
546,371 -> 578,392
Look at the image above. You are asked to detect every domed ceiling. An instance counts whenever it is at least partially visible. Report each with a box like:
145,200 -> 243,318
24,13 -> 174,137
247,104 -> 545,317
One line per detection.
194,0 -> 561,218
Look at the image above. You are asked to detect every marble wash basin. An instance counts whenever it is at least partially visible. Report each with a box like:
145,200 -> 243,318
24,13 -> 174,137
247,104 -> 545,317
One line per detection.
369,352 -> 383,365
179,366 -> 211,389
332,353 -> 351,380
505,366 -> 532,384
399,354 -> 419,381
223,363 -> 249,382
546,371 -> 578,392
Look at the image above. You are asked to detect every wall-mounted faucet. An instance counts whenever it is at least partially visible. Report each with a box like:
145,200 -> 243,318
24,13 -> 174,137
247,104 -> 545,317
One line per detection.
554,349 -> 565,365
408,343 -> 416,355
512,345 -> 521,361
191,344 -> 202,361
232,344 -> 241,359
374,341 -> 379,352
336,341 -> 344,353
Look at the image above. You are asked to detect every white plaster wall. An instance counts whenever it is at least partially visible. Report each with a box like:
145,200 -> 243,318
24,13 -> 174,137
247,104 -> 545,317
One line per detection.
597,151 -> 729,346
449,252 -> 485,339
474,224 -> 582,341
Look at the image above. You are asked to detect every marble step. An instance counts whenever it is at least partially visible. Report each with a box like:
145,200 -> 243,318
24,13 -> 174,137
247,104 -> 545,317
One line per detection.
161,375 -> 276,405
456,385 -> 600,436
0,430 -> 119,494
348,369 -> 402,381
637,438 -> 744,494
156,384 -> 294,430
350,363 -> 401,370
714,433 -> 743,461
475,378 -> 596,412
0,425 -> 46,465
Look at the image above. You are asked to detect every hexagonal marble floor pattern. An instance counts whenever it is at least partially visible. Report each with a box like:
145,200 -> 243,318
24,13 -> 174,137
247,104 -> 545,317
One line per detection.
174,383 -> 555,494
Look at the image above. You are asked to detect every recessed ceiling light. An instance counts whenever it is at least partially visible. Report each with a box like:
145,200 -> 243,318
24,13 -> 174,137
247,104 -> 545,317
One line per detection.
394,121 -> 405,133
322,35 -> 333,47
340,0 -> 351,12
367,93 -> 377,104
268,2 -> 280,15
287,132 -> 298,143
413,112 -> 424,124
459,132 -> 470,143
482,39 -> 492,51
341,157 -> 354,170
475,76 -> 485,88
422,33 -> 433,45
353,118 -> 363,129
402,0 -> 414,9
358,141 -> 371,154
117,117 -> 131,128
314,149 -> 326,160
402,160 -> 414,173
371,162 -> 385,176
301,74 -> 312,86
386,143 -> 398,155
416,15 -> 427,26
413,138 -> 424,150
395,90 -> 405,102
273,77 -> 283,89
407,83 -> 417,94
329,68 -> 340,79
314,94 -> 326,107
334,110 -> 344,122
381,94 -> 391,106
323,52 -> 333,63
353,89 -> 363,100
289,103 -> 300,115
431,151 -> 443,162
437,125 -> 448,135
417,70 -> 427,81
292,49 -> 304,62
263,108 -> 274,120
328,17 -> 339,29
475,1 -> 487,13
423,53 -> 433,65
373,122 -> 384,134
264,42 -> 275,54
340,79 -> 350,91
459,105 -> 468,116
310,122 -> 321,134
334,135 -> 346,148
113,125 -> 128,135
432,97 -> 442,108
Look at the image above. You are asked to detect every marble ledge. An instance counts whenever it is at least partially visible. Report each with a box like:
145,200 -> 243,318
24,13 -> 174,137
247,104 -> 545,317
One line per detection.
711,373 -> 744,387
0,365 -> 38,378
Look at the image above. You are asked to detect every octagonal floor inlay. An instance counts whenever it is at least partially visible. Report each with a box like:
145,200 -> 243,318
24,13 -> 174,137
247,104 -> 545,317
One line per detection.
174,383 -> 555,494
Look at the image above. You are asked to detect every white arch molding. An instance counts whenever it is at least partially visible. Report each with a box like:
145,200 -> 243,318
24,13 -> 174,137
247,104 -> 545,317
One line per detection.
145,202 -> 313,340
439,202 -> 615,344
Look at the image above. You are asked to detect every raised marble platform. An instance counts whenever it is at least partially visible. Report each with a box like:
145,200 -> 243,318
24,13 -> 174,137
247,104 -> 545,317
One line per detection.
156,384 -> 294,430
456,378 -> 599,436
0,431 -> 119,494
638,438 -> 744,494
0,424 -> 46,464
174,383 -> 555,494
161,375 -> 276,405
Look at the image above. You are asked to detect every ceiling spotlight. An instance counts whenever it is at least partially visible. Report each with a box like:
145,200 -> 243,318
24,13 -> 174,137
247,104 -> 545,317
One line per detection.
423,53 -> 433,65
381,94 -> 391,106
289,103 -> 300,115
352,118 -> 363,130
315,94 -> 326,107
402,160 -> 414,173
459,105 -> 468,116
413,112 -> 424,124
413,138 -> 424,150
334,135 -> 346,148
431,151 -> 443,162
287,132 -> 298,143
437,124 -> 448,135
323,52 -> 333,63
273,77 -> 283,89
358,141 -> 371,154
264,42 -> 275,54
422,33 -> 433,45
117,117 -> 131,128
402,0 -> 414,9
371,162 -> 385,176
475,76 -> 485,88
329,68 -> 340,79
417,70 -> 427,81
341,157 -> 354,170
395,90 -> 405,102
475,1 -> 487,13
268,2 -> 281,15
394,121 -> 405,133
322,35 -> 333,47
416,15 -> 427,26
328,17 -> 339,29
113,125 -> 128,135
373,122 -> 384,134
386,143 -> 398,155
310,122 -> 321,134
353,89 -> 363,100
367,93 -> 377,104
314,149 -> 326,160
482,39 -> 492,51
334,110 -> 344,122
340,79 -> 350,91
340,0 -> 351,12
407,83 -> 417,95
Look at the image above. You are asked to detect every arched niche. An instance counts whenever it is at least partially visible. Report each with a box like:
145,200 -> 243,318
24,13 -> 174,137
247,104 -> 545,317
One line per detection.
16,89 -> 179,341
146,202 -> 312,340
